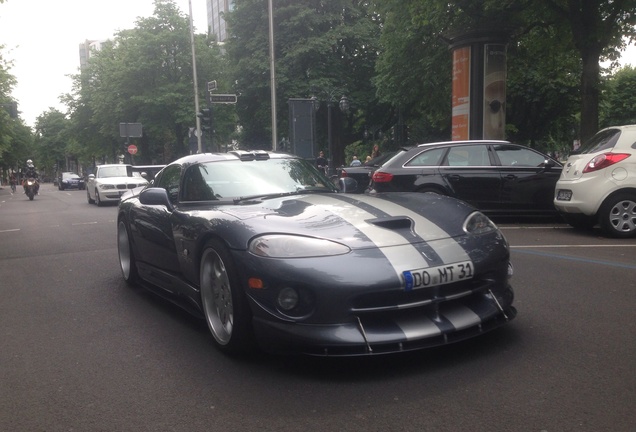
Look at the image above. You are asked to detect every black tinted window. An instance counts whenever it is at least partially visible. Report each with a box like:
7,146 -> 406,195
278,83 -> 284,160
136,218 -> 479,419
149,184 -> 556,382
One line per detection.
494,145 -> 546,167
154,165 -> 181,203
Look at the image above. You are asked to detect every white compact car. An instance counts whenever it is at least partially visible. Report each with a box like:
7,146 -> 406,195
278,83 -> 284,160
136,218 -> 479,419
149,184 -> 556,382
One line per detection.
554,125 -> 636,238
86,164 -> 149,206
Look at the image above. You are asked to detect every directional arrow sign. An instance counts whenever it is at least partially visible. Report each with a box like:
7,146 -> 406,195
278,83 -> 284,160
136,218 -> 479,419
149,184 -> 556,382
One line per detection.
208,94 -> 238,104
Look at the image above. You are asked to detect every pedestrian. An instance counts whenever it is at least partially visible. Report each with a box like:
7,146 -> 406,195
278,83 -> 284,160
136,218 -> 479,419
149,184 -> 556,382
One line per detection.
316,151 -> 327,174
371,144 -> 381,159
350,155 -> 362,166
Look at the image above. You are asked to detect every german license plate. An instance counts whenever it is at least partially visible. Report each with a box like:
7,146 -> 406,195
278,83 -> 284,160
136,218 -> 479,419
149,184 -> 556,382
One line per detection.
402,261 -> 473,291
557,189 -> 572,201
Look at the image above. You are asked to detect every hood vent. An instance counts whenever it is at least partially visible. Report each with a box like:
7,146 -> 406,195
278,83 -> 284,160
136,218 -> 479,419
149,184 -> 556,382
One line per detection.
366,216 -> 413,230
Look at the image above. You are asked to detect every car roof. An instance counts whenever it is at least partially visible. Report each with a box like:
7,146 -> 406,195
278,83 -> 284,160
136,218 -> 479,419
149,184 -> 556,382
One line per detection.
170,150 -> 300,167
416,140 -> 510,148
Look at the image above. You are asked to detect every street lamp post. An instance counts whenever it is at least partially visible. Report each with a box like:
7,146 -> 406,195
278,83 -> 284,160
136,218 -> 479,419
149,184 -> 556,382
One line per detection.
312,91 -> 348,176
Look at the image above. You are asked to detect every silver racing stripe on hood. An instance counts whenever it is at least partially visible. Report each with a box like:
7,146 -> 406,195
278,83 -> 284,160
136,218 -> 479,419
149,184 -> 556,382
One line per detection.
309,194 -> 471,265
298,195 -> 471,280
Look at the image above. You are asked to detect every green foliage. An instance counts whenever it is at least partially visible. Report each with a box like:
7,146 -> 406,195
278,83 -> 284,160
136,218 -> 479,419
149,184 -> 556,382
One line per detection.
603,66 -> 636,127
3,0 -> 636,174
64,0 -> 232,164
225,0 -> 385,160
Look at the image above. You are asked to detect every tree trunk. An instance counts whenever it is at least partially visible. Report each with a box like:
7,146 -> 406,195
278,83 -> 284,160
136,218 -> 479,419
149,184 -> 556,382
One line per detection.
579,47 -> 602,143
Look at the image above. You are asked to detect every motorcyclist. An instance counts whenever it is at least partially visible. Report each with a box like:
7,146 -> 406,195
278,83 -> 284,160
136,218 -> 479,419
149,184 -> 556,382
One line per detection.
23,159 -> 40,195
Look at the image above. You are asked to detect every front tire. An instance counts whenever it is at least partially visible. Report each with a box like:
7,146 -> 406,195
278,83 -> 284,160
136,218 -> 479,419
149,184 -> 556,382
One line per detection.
598,193 -> 636,238
199,239 -> 253,353
95,190 -> 103,207
117,219 -> 139,283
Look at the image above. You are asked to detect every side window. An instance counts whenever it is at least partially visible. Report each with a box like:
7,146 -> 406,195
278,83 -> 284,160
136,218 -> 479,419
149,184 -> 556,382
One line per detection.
405,148 -> 445,167
495,145 -> 545,167
445,145 -> 490,166
182,165 -> 217,201
154,165 -> 181,203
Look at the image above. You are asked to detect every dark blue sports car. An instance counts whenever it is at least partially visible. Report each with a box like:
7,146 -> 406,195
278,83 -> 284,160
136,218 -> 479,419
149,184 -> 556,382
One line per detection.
117,150 -> 516,356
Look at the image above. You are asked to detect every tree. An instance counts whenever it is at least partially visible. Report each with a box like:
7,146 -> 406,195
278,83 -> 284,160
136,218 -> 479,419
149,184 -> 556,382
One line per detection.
544,0 -> 636,142
602,65 -> 636,127
65,0 -> 231,164
0,44 -> 34,173
225,0 -> 385,165
33,109 -> 71,174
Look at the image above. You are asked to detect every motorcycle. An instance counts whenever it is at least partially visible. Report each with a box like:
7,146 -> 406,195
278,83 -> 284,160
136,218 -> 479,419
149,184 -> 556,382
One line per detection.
24,177 -> 39,200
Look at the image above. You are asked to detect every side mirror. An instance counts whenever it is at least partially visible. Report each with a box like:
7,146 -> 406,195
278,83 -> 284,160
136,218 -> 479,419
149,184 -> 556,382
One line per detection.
88,174 -> 95,180
139,187 -> 174,211
541,159 -> 557,170
338,177 -> 358,193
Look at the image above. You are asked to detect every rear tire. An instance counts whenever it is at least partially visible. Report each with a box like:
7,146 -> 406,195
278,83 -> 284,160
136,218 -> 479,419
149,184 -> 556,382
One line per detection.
199,239 -> 254,353
117,219 -> 139,284
598,193 -> 636,238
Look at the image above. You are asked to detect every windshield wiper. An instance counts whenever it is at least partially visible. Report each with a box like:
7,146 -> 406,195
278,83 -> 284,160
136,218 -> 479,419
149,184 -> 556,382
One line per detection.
233,188 -> 333,204
233,191 -> 299,204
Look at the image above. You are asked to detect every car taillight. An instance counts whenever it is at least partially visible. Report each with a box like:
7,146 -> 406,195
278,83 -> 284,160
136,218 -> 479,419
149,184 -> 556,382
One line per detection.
372,171 -> 394,183
583,153 -> 630,173
340,170 -> 348,178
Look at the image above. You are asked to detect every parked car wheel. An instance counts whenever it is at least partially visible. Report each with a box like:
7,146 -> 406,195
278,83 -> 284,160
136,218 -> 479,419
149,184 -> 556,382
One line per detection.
598,192 -> 636,238
117,220 -> 139,283
87,189 -> 95,204
199,239 -> 253,353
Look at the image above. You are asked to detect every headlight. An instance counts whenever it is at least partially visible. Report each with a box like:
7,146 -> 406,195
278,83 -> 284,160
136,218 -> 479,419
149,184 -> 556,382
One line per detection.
249,235 -> 350,258
99,184 -> 115,190
463,211 -> 497,235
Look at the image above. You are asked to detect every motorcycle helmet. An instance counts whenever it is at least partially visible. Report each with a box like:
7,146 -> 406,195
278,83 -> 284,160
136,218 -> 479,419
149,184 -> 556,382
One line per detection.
26,159 -> 34,167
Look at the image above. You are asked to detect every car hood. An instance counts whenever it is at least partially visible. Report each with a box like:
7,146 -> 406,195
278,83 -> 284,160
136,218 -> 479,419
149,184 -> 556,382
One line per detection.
214,192 -> 476,249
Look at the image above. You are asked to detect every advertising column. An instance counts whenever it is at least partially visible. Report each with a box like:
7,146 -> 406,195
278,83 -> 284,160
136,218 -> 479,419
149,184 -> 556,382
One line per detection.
451,47 -> 471,141
483,44 -> 506,140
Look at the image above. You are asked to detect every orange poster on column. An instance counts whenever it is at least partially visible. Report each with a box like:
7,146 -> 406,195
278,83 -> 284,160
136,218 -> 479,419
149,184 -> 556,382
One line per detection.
452,47 -> 470,141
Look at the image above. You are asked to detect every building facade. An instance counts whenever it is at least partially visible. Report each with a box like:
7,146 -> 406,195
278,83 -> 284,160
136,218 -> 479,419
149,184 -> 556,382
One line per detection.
79,40 -> 105,70
207,0 -> 235,42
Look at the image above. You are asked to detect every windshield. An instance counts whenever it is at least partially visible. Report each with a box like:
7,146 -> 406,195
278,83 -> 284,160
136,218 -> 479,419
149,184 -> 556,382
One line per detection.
98,166 -> 131,178
181,158 -> 337,202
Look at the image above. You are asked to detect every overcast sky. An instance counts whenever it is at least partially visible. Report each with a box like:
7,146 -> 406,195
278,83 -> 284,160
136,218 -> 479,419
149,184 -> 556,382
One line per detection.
0,0 -> 207,126
1,1 -> 635,128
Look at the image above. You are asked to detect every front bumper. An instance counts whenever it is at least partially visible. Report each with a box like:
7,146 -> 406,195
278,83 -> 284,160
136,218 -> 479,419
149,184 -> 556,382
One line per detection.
237,237 -> 515,356
253,285 -> 515,356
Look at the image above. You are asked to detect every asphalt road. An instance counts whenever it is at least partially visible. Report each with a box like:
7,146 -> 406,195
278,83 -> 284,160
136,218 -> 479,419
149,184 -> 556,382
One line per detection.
1,183 -> 634,432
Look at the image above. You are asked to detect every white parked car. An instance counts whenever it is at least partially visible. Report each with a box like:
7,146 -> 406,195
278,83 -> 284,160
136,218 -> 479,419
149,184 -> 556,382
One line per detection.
554,125 -> 636,238
86,164 -> 149,206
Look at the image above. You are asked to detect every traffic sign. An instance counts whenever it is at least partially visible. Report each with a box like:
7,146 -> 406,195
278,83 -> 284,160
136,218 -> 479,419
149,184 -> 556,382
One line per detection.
207,80 -> 217,92
208,94 -> 237,104
128,144 -> 138,155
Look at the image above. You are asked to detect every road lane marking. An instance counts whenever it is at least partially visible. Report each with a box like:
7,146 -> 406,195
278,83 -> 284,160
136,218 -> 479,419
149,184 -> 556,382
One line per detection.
511,248 -> 636,270
511,244 -> 636,248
